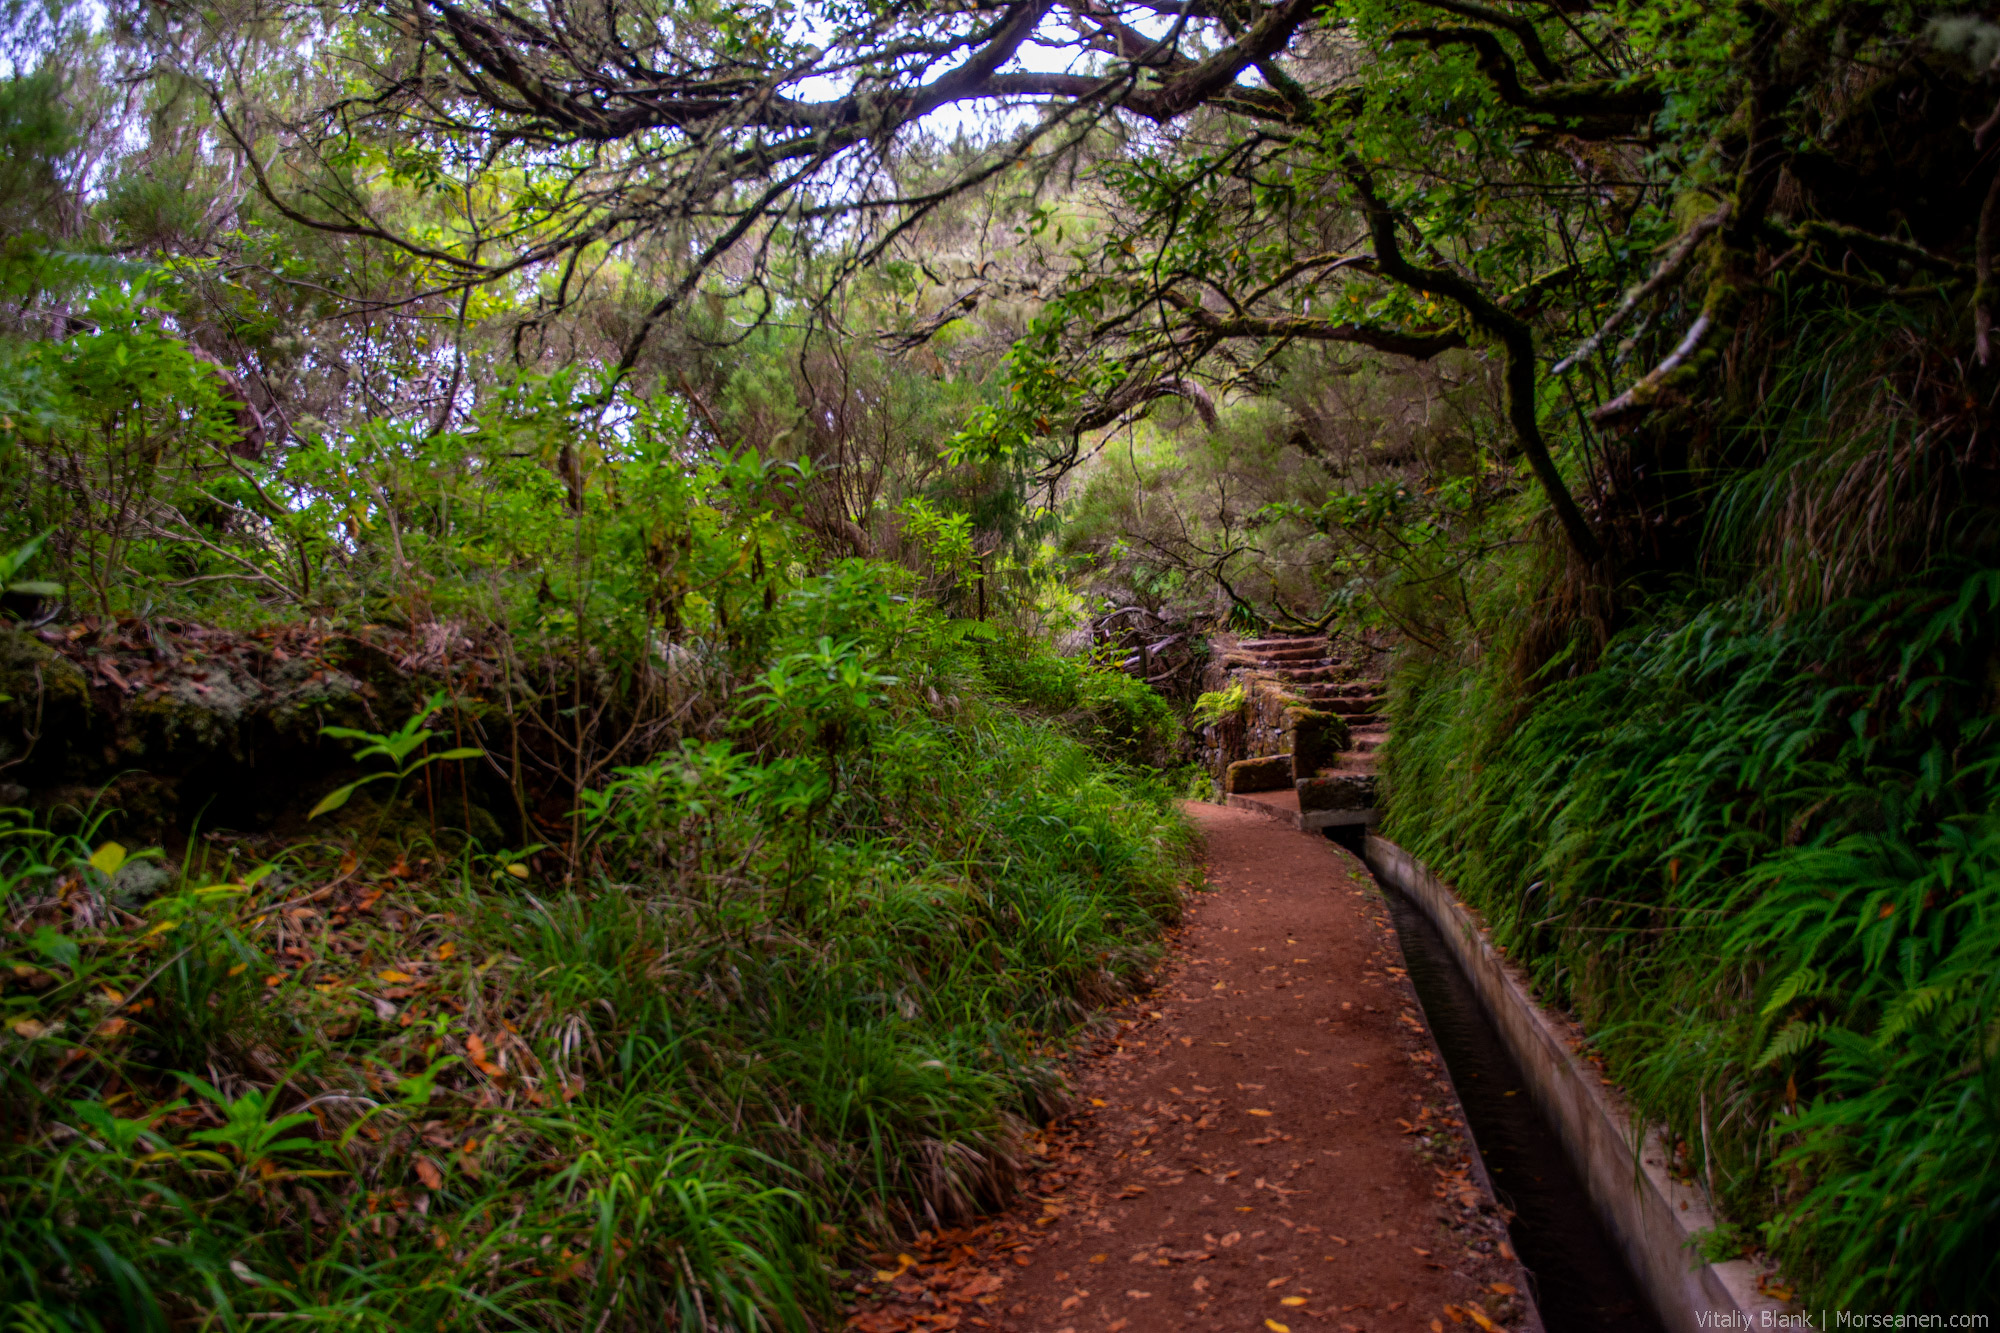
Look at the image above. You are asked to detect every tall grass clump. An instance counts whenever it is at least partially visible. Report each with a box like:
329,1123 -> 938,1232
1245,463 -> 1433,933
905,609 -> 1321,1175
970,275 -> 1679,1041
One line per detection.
1383,564 -> 2000,1309
0,561 -> 1192,1331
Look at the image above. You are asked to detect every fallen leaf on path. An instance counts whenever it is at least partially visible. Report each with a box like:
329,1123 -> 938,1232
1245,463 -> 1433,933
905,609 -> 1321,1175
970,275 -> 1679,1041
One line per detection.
874,1254 -> 917,1282
1247,1108 -> 1273,1117
1282,1296 -> 1307,1306
1220,1231 -> 1241,1247
414,1157 -> 443,1189
377,969 -> 414,983
1265,1322 -> 1290,1333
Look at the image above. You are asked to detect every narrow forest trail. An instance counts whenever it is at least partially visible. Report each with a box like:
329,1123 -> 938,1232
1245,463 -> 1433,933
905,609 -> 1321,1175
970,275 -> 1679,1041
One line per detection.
844,802 -> 1538,1333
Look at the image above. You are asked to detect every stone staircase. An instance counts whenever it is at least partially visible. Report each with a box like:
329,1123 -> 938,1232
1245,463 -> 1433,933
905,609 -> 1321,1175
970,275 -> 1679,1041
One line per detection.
1197,633 -> 1386,832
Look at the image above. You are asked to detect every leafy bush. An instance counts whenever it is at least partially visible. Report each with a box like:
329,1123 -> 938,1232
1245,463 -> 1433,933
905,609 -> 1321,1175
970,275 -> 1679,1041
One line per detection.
1189,683 -> 1246,728
0,566 -> 1192,1331
1384,566 -> 2000,1308
978,631 -> 1179,768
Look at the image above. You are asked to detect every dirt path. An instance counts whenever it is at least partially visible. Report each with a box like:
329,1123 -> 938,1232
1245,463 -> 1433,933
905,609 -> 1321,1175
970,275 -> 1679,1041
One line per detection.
844,802 -> 1538,1333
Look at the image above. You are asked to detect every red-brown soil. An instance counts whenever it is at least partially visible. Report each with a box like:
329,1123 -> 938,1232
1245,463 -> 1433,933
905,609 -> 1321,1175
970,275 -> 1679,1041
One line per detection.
844,801 -> 1537,1333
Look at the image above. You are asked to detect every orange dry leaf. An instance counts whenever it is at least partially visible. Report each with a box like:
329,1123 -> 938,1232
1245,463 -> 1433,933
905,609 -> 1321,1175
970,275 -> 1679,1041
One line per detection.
377,969 -> 415,983
1247,1108 -> 1273,1117
414,1157 -> 443,1190
466,1033 -> 506,1077
435,942 -> 456,961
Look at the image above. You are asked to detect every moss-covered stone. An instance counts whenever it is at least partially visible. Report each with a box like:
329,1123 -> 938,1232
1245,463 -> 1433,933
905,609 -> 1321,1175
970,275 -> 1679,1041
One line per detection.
0,620 -> 511,845
1286,706 -> 1352,780
1297,773 -> 1376,812
1224,754 -> 1294,793
0,626 -> 93,772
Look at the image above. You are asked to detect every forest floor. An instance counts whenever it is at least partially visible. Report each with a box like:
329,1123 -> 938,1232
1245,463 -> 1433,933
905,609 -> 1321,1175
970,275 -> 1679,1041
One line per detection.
843,802 -> 1538,1333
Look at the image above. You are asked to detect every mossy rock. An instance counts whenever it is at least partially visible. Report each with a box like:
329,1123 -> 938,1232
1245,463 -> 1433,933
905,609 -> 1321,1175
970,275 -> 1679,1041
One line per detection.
1298,773 -> 1376,813
0,627 -> 93,768
1285,706 -> 1351,781
1224,754 -> 1294,793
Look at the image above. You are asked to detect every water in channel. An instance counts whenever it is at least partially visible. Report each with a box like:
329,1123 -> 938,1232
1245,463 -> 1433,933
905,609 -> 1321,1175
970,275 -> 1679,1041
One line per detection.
1365,858 -> 1666,1332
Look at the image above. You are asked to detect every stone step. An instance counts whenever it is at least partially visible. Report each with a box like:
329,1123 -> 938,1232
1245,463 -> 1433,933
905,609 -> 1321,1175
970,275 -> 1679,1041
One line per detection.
1251,645 -> 1332,662
1268,664 -> 1345,684
1298,771 -> 1378,817
1226,784 -> 1375,832
1293,681 -> 1384,700
1238,636 -> 1328,652
1313,697 -> 1385,717
1223,754 -> 1293,794
1220,652 -> 1334,672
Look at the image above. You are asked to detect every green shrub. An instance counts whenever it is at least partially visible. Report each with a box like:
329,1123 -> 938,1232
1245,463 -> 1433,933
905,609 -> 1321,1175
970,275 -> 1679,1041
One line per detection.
978,631 -> 1179,767
1384,566 -> 2000,1308
0,569 -> 1192,1331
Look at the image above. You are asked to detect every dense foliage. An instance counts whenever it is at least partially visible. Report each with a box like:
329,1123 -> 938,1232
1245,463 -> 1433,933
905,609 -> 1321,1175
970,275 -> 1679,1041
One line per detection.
1386,568 -> 2000,1307
2,562 -> 1191,1329
7,0 -> 2000,1317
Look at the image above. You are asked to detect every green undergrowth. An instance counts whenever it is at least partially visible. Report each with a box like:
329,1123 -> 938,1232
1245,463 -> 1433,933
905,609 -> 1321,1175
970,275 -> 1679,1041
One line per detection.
978,635 -> 1182,769
0,568 -> 1193,1331
1383,564 -> 2000,1310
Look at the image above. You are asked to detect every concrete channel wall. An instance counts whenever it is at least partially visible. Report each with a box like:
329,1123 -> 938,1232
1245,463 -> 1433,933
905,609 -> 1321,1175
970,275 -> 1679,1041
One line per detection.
1362,833 -> 1794,1333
